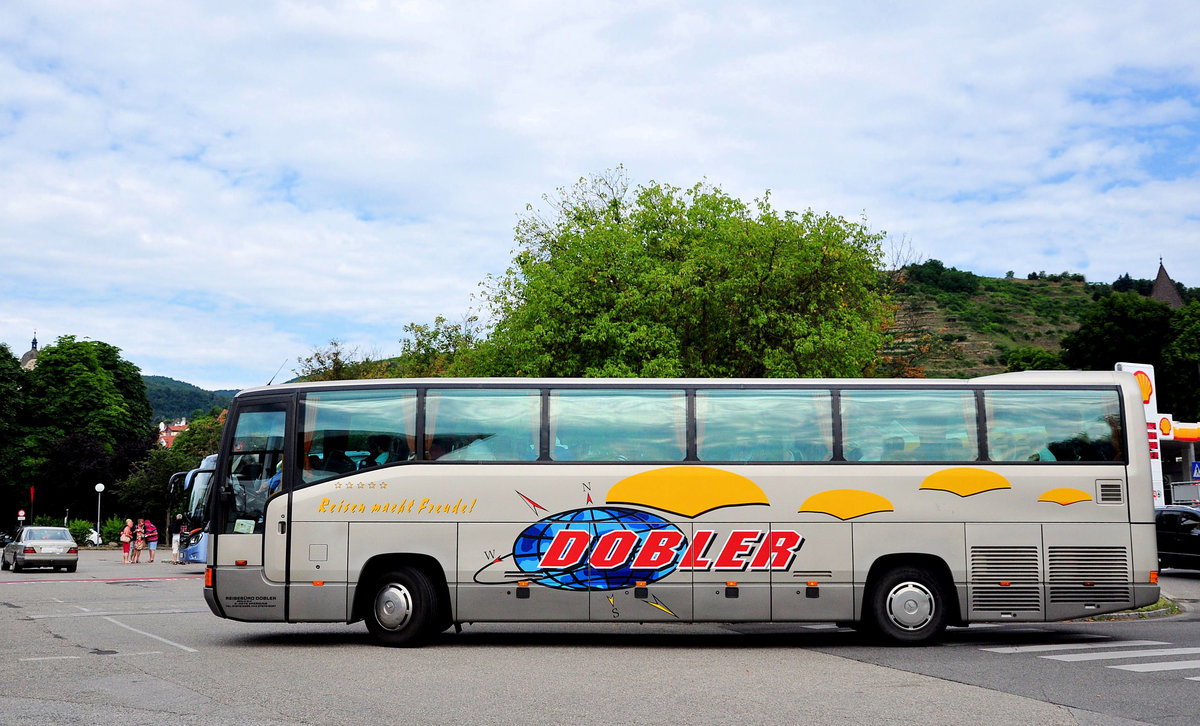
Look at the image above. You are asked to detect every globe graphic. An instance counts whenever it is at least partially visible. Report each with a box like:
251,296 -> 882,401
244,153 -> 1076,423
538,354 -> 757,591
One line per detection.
513,507 -> 684,591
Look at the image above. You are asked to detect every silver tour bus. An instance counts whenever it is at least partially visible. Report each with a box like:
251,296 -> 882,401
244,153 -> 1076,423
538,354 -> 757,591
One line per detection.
202,371 -> 1159,646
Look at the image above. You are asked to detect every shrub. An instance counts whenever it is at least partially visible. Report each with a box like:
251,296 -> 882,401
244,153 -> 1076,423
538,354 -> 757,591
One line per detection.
101,516 -> 126,546
67,519 -> 93,544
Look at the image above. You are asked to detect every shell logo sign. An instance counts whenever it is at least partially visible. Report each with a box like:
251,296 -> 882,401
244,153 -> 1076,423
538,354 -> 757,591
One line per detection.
1161,417 -> 1173,437
1135,370 -> 1153,404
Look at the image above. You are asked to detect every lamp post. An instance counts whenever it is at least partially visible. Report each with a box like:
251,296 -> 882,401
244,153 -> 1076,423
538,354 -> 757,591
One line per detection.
95,483 -> 105,538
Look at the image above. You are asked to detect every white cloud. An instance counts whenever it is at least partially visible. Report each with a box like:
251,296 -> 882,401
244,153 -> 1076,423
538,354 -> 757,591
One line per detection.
2,1 -> 1199,388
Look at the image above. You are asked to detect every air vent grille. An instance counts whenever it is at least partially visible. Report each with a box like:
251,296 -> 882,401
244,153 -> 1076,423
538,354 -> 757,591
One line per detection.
1048,546 -> 1130,603
970,546 -> 1041,612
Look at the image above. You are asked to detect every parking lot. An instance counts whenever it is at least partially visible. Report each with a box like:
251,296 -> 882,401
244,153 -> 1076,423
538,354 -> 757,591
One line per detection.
3,548 -> 1199,725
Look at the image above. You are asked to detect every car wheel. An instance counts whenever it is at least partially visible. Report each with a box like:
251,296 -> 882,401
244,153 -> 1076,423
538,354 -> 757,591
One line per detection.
867,566 -> 949,645
364,566 -> 440,647
12,557 -> 22,573
65,563 -> 77,573
1,554 -> 8,571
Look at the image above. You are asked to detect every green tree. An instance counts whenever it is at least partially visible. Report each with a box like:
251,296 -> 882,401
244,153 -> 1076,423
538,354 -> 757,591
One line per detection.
478,171 -> 892,377
1061,293 -> 1173,371
18,336 -> 153,521
0,344 -> 24,513
115,445 -> 194,534
171,412 -> 226,463
393,315 -> 484,376
1003,346 -> 1066,372
295,339 -> 393,381
1161,302 -> 1200,420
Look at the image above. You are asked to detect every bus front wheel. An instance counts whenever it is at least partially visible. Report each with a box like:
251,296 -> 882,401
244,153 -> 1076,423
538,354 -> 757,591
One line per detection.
365,566 -> 438,647
867,567 -> 948,645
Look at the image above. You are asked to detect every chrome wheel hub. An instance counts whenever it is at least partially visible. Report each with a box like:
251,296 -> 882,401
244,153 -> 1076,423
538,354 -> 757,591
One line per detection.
374,583 -> 414,631
885,581 -> 935,631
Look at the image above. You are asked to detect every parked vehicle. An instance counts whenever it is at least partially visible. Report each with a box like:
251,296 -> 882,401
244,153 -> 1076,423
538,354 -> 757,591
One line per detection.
2,526 -> 79,573
1155,505 -> 1200,569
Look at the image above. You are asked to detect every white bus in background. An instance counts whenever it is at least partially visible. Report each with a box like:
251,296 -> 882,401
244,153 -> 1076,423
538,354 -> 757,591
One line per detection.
202,371 -> 1158,646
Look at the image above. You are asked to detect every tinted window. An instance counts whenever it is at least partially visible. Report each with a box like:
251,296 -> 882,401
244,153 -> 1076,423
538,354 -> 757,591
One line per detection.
985,389 -> 1124,463
302,389 -> 417,481
550,390 -> 686,462
696,390 -> 833,462
841,390 -> 978,462
222,405 -> 286,534
426,389 -> 540,461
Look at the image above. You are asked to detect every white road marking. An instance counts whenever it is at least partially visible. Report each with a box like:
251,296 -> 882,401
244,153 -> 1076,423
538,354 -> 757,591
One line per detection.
1043,647 -> 1200,662
1111,660 -> 1200,673
27,608 -> 208,620
19,655 -> 80,662
102,616 -> 197,653
981,639 -> 1165,654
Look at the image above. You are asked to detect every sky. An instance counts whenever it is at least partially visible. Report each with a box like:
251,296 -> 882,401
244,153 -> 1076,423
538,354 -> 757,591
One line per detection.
2,2 -> 1198,391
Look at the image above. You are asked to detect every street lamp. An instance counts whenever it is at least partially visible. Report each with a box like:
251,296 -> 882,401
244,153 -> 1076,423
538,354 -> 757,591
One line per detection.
95,483 -> 105,539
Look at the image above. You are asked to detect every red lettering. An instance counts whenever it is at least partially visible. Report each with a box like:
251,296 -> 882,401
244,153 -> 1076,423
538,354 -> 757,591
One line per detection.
538,529 -> 590,569
589,530 -> 638,570
679,530 -> 717,570
631,529 -> 686,569
714,530 -> 763,571
749,530 -> 805,570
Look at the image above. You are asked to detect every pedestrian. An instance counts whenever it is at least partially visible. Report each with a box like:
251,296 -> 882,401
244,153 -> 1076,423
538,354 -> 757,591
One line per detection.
144,518 -> 158,562
171,513 -> 184,564
131,518 -> 145,563
120,519 -> 133,564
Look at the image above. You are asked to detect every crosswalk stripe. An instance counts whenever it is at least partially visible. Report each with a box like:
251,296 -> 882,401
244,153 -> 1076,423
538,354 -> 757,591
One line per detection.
981,640 -> 1166,654
1111,660 -> 1200,673
1042,647 -> 1200,662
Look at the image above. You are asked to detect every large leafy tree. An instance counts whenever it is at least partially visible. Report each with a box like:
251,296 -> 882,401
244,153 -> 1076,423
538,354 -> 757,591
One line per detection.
1162,302 -> 1200,420
19,336 -> 153,521
1061,293 -> 1173,371
477,171 -> 892,377
0,345 -> 24,517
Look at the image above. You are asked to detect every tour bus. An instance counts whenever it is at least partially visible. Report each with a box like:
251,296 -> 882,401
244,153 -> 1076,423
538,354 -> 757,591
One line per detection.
170,454 -> 217,564
202,371 -> 1159,646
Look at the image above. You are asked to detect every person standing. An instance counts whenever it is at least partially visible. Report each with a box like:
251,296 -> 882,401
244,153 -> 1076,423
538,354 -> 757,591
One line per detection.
171,514 -> 184,564
120,519 -> 133,564
144,519 -> 158,563
131,519 -> 145,563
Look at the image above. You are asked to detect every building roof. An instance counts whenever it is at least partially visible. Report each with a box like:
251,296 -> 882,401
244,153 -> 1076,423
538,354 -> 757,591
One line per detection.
18,334 -> 37,371
1151,261 -> 1185,310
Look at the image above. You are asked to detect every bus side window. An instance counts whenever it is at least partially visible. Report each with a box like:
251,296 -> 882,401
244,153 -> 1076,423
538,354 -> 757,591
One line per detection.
300,389 -> 417,483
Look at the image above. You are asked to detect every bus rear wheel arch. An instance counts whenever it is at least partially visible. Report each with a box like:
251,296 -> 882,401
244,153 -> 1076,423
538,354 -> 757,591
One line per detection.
865,562 -> 953,645
363,566 -> 441,647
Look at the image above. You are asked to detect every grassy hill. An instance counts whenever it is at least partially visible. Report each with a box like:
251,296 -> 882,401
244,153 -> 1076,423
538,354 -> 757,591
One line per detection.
143,375 -> 237,423
889,269 -> 1100,378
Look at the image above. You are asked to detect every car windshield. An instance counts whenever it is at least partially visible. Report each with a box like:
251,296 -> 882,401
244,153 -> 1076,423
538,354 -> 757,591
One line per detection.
26,528 -> 72,541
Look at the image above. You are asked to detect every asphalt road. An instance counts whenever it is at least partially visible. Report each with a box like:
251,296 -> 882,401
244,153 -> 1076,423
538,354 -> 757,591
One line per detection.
2,549 -> 1198,725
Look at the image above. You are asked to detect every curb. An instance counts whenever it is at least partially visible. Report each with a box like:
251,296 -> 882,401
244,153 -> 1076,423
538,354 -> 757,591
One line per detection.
1083,598 -> 1180,621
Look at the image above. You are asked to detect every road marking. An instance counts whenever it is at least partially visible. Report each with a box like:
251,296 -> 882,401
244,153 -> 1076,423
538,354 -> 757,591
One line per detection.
982,640 -> 1165,654
27,608 -> 208,620
19,655 -> 81,662
1043,647 -> 1200,662
109,650 -> 163,658
1111,660 -> 1200,673
102,617 -> 197,653
0,575 -> 203,586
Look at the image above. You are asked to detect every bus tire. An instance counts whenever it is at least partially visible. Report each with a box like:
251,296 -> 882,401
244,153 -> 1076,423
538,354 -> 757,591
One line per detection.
867,566 -> 948,645
364,566 -> 438,647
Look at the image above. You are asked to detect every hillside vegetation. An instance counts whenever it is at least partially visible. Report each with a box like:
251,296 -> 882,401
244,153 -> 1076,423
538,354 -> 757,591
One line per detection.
891,272 -> 1098,378
143,375 -> 236,422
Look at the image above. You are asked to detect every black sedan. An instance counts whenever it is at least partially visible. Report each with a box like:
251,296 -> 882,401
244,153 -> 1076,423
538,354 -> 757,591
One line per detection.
1156,505 -> 1200,570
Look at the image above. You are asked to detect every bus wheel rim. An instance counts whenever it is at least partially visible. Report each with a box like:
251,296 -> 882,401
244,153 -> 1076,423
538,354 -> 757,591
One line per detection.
375,583 -> 414,631
885,581 -> 935,631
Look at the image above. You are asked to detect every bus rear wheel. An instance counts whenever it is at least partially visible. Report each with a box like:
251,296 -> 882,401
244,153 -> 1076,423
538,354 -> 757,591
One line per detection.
365,566 -> 438,647
867,567 -> 948,645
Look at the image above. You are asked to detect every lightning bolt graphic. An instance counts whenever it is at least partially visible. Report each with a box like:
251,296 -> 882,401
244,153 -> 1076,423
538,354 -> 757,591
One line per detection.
514,490 -> 548,514
606,594 -> 615,607
646,595 -> 678,618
